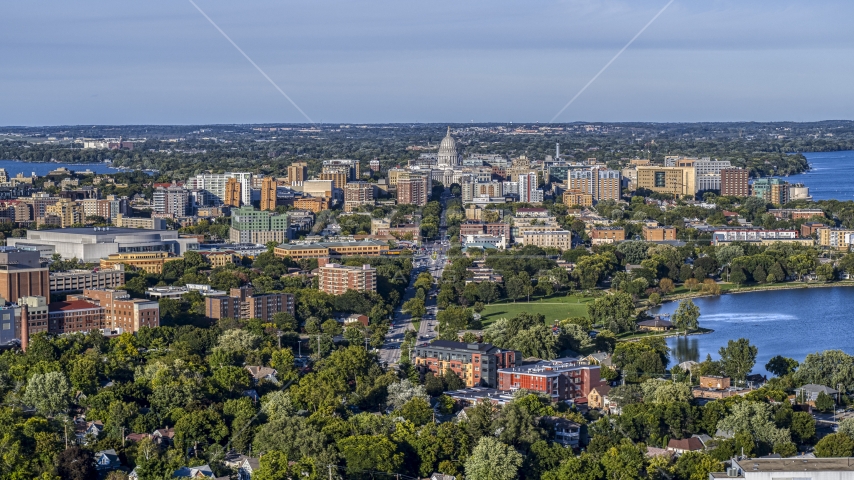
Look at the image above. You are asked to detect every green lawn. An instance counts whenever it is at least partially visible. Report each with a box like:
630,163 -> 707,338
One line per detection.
479,293 -> 596,326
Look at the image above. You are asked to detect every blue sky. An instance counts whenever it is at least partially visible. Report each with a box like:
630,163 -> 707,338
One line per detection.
2,0 -> 852,125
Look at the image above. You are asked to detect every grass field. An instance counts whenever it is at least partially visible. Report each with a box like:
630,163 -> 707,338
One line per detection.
479,293 -> 596,326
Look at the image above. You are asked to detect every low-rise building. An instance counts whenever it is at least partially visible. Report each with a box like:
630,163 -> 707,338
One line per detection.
497,357 -> 603,402
541,416 -> 581,448
642,226 -> 677,242
274,240 -> 390,260
414,340 -> 519,388
817,227 -> 854,250
50,267 -> 125,293
71,289 -> 160,332
100,252 -> 182,274
590,227 -> 625,245
205,287 -> 295,322
710,457 -> 854,480
519,230 -> 572,249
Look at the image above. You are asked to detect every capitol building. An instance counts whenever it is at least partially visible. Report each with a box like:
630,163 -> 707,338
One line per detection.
437,126 -> 461,168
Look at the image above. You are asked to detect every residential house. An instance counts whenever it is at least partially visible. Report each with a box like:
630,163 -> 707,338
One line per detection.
636,317 -> 674,332
75,419 -> 103,444
645,447 -> 674,460
245,366 -> 278,385
541,416 -> 581,448
94,449 -> 122,472
588,384 -> 611,410
173,464 -> 216,478
125,432 -> 151,443
238,457 -> 261,480
431,474 -> 457,480
586,352 -> 615,371
153,427 -> 175,445
666,437 -> 705,454
796,384 -> 838,404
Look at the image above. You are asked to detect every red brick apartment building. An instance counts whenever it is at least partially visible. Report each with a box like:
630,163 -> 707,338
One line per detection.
498,357 -> 604,402
414,340 -> 519,388
205,287 -> 295,322
459,221 -> 511,242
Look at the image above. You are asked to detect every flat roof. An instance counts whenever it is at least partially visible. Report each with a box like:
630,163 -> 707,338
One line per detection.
38,227 -> 155,235
500,357 -> 585,375
734,457 -> 854,472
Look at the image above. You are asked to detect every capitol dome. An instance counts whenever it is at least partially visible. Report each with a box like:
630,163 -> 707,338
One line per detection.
437,126 -> 459,167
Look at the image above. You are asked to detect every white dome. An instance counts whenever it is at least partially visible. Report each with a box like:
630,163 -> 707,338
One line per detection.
437,126 -> 459,167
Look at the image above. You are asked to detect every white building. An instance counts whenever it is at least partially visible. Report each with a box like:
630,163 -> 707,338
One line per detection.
437,127 -> 461,168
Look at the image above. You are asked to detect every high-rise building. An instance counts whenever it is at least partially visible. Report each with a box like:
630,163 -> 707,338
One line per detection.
0,248 -> 50,301
568,167 -> 621,203
319,169 -> 348,190
186,172 -> 251,206
518,172 -> 543,203
397,172 -> 430,206
721,168 -> 749,197
228,207 -> 290,244
322,159 -> 360,180
751,178 -> 790,205
45,199 -> 84,227
287,162 -> 308,184
224,177 -> 242,207
370,159 -> 381,173
260,177 -> 278,211
153,183 -> 190,216
318,263 -> 377,295
343,182 -> 375,212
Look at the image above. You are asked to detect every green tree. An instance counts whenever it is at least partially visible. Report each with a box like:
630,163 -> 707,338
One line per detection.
588,292 -> 636,333
790,411 -> 816,444
57,446 -> 98,480
765,355 -> 798,377
465,436 -> 524,480
674,451 -> 723,480
815,432 -> 854,457
671,298 -> 701,333
337,434 -> 403,476
253,450 -> 290,480
718,338 -> 757,384
23,371 -> 71,416
815,391 -> 835,413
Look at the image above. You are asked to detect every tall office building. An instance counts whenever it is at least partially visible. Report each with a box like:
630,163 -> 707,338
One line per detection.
319,168 -> 349,190
752,178 -> 790,205
260,177 -> 277,211
397,172 -> 430,206
721,168 -> 749,197
636,166 -> 697,197
322,159 -> 360,180
224,178 -> 242,207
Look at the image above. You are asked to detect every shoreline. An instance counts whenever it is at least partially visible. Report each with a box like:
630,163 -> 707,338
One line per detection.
656,281 -> 854,306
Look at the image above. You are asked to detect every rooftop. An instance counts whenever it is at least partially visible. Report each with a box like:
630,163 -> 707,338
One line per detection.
733,457 -> 854,473
421,340 -> 498,352
49,300 -> 102,312
499,357 -> 585,375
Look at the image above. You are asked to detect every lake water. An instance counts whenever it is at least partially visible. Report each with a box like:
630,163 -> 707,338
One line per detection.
0,160 -> 120,178
651,287 -> 854,375
785,151 -> 854,201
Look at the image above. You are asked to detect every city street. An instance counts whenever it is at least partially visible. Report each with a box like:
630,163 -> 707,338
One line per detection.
378,189 -> 451,366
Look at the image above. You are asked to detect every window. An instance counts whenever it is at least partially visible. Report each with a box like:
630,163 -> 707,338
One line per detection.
654,172 -> 666,188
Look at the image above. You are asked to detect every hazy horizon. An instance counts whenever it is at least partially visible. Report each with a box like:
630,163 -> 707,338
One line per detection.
5,0 -> 854,125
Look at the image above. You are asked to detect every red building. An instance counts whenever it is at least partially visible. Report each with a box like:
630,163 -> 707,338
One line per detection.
48,300 -> 105,335
497,357 -> 604,402
720,168 -> 749,197
459,221 -> 511,242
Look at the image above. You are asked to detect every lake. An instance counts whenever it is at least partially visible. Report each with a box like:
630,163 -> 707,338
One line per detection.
785,151 -> 854,201
650,287 -> 854,376
0,160 -> 120,178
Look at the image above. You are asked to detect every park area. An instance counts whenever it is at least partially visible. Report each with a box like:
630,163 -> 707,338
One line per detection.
479,293 -> 596,326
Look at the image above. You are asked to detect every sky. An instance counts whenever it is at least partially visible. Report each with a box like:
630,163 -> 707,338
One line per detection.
2,0 -> 854,125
